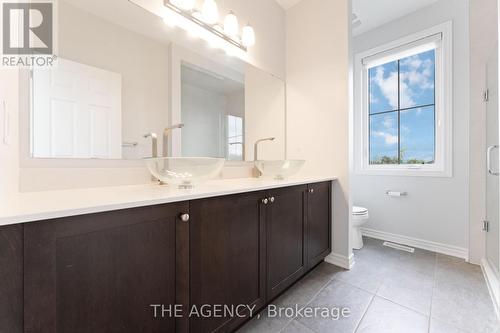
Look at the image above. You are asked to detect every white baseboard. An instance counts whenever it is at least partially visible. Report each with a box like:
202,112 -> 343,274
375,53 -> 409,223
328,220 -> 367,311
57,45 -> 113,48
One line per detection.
481,258 -> 500,319
361,228 -> 469,260
325,252 -> 355,270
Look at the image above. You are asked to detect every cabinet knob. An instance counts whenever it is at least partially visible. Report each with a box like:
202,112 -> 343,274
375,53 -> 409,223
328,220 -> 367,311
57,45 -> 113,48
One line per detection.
180,213 -> 190,222
309,189 -> 314,194
262,198 -> 269,205
269,196 -> 275,203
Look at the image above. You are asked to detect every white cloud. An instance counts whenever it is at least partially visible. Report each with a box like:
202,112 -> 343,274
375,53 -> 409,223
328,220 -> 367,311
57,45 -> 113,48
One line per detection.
383,116 -> 394,129
372,66 -> 399,109
373,131 -> 398,145
372,53 -> 434,110
400,55 -> 435,96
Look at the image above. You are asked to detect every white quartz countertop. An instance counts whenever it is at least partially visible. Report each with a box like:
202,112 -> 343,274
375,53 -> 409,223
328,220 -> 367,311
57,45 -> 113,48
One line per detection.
0,176 -> 336,226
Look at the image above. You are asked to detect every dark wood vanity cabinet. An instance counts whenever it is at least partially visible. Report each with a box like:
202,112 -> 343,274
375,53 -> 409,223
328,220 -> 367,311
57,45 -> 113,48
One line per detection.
265,182 -> 332,299
188,191 -> 267,333
23,203 -> 188,333
306,182 -> 332,269
188,182 -> 331,333
0,224 -> 23,333
266,185 -> 308,299
0,181 -> 332,333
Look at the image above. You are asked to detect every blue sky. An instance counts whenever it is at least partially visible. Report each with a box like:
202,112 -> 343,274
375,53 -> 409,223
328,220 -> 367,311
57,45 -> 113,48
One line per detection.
369,49 -> 436,163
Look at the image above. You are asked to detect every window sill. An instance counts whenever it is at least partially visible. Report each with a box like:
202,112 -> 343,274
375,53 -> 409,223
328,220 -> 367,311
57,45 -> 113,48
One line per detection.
355,166 -> 452,178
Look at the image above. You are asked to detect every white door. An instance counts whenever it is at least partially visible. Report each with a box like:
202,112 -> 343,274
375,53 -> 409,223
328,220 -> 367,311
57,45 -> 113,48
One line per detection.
32,58 -> 122,159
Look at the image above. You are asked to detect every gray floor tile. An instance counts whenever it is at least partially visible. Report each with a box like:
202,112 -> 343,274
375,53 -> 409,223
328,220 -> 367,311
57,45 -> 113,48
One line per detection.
280,320 -> 316,333
237,304 -> 293,333
435,254 -> 486,288
333,258 -> 390,294
376,269 -> 434,315
429,318 -> 470,333
395,248 -> 437,278
298,279 -> 373,333
431,280 -> 499,333
272,262 -> 340,311
356,297 -> 429,333
238,264 -> 337,333
354,238 -> 401,266
238,237 -> 499,333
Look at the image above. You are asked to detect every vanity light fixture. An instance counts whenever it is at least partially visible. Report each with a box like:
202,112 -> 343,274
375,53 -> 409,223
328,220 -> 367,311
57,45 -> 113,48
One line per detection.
171,0 -> 195,11
164,0 -> 254,52
223,11 -> 239,37
242,23 -> 256,47
202,0 -> 219,24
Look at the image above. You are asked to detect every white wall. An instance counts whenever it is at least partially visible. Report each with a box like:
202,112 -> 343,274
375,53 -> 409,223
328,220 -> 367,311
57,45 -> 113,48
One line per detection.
286,0 -> 351,263
245,66 -> 286,161
352,0 -> 470,254
469,0 -> 497,264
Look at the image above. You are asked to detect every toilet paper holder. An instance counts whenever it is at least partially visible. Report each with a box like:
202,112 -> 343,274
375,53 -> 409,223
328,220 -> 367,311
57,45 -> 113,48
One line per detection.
385,190 -> 408,197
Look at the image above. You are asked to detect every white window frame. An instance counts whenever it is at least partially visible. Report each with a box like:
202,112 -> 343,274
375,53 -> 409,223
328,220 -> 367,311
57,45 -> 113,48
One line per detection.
354,21 -> 453,177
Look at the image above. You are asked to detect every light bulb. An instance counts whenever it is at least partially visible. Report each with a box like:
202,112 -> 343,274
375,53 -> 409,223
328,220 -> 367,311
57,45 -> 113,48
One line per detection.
223,11 -> 239,37
242,24 -> 255,47
171,0 -> 195,11
202,0 -> 219,24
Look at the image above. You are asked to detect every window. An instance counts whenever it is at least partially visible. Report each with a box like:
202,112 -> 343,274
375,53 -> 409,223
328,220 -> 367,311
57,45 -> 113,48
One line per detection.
355,22 -> 452,177
227,115 -> 244,161
369,49 -> 436,165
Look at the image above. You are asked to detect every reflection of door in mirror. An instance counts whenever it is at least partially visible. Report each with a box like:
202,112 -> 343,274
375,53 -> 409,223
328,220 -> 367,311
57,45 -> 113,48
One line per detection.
32,58 -> 122,159
181,63 -> 245,161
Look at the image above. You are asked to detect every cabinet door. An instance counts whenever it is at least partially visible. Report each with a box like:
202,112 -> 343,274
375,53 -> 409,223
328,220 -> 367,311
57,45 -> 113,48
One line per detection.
24,203 -> 187,333
0,224 -> 23,333
189,191 -> 267,333
267,185 -> 307,300
307,182 -> 332,269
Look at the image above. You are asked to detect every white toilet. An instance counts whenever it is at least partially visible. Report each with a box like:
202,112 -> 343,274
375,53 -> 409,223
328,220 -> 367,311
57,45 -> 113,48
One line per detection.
352,206 -> 369,250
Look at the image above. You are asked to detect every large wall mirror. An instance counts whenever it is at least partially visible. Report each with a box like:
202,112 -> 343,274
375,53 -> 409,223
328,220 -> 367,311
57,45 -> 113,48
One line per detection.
24,0 -> 286,165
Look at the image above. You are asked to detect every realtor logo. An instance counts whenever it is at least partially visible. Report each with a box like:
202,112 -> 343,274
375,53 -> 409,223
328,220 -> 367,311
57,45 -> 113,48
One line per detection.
1,1 -> 56,67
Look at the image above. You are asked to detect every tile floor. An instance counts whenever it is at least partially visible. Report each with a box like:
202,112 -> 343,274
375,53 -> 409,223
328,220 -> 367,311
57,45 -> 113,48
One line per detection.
238,237 -> 500,333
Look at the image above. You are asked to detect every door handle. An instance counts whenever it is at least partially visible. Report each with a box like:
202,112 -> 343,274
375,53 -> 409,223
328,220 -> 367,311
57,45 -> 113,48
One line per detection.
487,145 -> 499,176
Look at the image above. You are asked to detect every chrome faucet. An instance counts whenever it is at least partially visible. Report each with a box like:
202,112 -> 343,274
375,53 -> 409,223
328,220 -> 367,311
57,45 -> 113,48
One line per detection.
143,132 -> 158,158
163,123 -> 184,157
143,132 -> 158,182
254,137 -> 275,176
254,137 -> 275,161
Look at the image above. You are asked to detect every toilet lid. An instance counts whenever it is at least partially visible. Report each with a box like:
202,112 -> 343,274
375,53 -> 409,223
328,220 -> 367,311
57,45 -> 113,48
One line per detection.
353,206 -> 368,215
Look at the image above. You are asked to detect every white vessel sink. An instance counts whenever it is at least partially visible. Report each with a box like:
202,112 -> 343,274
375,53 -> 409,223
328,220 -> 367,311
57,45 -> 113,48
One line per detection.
254,160 -> 305,180
145,157 -> 225,188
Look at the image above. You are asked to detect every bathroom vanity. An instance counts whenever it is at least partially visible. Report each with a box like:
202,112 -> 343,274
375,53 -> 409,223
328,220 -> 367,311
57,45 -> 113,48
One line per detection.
0,179 -> 333,333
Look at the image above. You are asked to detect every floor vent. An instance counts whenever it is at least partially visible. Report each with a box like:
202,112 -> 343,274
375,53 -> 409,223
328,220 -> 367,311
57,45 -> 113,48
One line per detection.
383,241 -> 415,253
